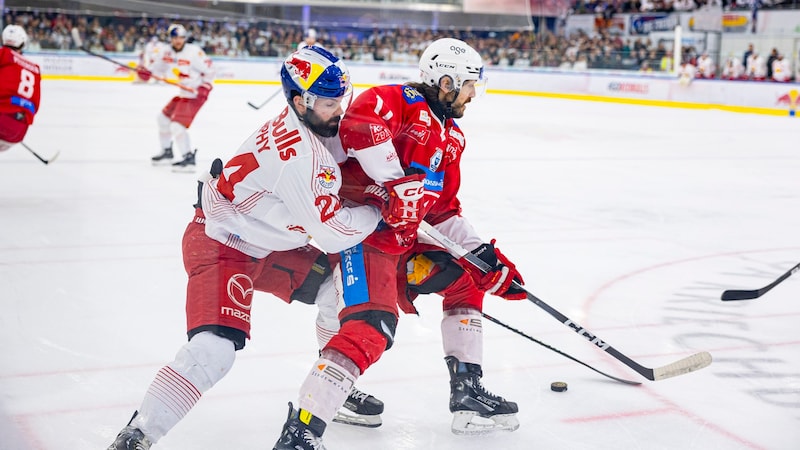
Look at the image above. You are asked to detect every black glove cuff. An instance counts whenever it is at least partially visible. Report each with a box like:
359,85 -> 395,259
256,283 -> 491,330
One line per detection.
470,242 -> 498,267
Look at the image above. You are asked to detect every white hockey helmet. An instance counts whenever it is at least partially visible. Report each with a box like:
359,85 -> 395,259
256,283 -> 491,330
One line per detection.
419,38 -> 485,93
2,24 -> 28,50
168,24 -> 187,38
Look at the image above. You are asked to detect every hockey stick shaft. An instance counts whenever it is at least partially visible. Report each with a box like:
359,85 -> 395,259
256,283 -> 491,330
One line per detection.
721,261 -> 800,301
481,312 -> 641,385
20,142 -> 58,164
418,221 -> 712,381
248,89 -> 281,110
79,47 -> 196,93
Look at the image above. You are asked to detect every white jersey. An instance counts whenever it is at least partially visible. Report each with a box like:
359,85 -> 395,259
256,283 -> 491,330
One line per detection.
201,105 -> 381,258
772,58 -> 791,82
147,41 -> 214,97
696,55 -> 715,78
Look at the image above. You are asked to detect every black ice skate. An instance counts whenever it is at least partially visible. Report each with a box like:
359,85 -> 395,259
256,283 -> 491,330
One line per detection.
107,411 -> 151,450
171,149 -> 197,173
273,402 -> 327,450
445,356 -> 519,435
332,386 -> 384,428
151,146 -> 173,165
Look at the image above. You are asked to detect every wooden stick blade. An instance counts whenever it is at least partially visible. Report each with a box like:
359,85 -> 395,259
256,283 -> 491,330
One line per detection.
652,352 -> 712,381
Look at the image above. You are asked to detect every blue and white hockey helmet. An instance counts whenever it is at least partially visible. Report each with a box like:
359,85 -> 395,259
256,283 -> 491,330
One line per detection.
168,24 -> 187,38
280,45 -> 351,110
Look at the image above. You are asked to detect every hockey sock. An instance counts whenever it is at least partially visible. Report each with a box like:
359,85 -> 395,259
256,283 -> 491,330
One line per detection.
169,121 -> 191,156
441,308 -> 483,366
157,113 -> 172,150
315,276 -> 341,349
131,332 -> 235,443
297,350 -> 360,427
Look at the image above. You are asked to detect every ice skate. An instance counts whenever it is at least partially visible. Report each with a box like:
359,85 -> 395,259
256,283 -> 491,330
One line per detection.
171,149 -> 197,173
107,411 -> 151,450
151,146 -> 173,165
332,385 -> 384,428
273,402 -> 327,450
445,356 -> 519,435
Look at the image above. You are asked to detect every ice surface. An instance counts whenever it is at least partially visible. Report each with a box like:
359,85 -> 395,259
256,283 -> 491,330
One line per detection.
1,80 -> 798,449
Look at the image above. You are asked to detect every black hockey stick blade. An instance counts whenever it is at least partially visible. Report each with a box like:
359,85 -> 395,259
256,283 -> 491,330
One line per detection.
721,261 -> 800,301
20,142 -> 58,165
248,89 -> 282,110
481,312 -> 641,386
418,221 -> 712,381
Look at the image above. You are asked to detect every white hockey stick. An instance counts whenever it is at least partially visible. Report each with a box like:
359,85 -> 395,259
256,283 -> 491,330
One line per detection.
418,221 -> 712,381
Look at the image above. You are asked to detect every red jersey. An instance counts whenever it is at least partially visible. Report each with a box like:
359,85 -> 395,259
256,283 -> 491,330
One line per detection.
340,84 -> 467,226
0,47 -> 41,124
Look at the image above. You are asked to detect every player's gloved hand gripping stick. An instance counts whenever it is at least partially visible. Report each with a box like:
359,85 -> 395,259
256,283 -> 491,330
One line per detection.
419,221 -> 712,382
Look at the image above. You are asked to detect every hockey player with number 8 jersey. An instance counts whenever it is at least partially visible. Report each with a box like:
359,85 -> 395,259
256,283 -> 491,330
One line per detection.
0,25 -> 41,152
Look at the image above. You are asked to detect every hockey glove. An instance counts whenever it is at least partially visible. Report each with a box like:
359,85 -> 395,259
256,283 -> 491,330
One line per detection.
380,168 -> 426,229
364,224 -> 417,255
136,67 -> 152,82
197,83 -> 213,101
464,240 -> 526,300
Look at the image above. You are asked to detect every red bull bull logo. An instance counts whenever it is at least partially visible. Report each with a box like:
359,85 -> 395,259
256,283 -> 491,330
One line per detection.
316,165 -> 337,189
286,56 -> 325,90
287,56 -> 312,81
776,89 -> 799,116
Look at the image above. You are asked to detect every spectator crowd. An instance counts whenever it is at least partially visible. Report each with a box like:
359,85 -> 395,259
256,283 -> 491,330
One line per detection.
2,7 -> 794,82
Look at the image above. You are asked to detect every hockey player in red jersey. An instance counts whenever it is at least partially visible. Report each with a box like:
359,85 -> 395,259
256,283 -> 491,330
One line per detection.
107,46 -> 386,450
0,24 -> 41,153
274,38 -> 524,449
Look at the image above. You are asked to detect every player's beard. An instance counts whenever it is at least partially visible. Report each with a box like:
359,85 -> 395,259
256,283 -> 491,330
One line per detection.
449,97 -> 470,119
303,110 -> 340,138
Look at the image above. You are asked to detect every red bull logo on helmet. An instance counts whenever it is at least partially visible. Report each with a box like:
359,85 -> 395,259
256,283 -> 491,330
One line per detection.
286,56 -> 326,91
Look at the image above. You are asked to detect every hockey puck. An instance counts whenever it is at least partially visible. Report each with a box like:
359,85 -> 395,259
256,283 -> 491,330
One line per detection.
550,381 -> 568,392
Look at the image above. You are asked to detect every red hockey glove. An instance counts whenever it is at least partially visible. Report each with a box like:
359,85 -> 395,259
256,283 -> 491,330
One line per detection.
381,168 -> 426,229
363,224 -> 417,255
362,183 -> 389,209
463,239 -> 526,300
136,67 -> 152,82
197,83 -> 213,101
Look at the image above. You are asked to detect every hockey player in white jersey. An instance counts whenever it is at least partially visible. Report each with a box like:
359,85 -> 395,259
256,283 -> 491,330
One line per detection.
138,24 -> 214,172
107,45 -> 386,450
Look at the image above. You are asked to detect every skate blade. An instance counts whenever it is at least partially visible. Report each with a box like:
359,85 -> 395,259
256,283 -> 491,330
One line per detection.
332,409 -> 382,428
451,411 -> 519,435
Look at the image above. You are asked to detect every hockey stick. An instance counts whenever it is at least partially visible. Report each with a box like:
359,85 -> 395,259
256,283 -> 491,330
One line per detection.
721,261 -> 800,301
79,47 -> 196,93
20,142 -> 59,164
481,312 -> 641,385
418,221 -> 712,381
247,89 -> 281,110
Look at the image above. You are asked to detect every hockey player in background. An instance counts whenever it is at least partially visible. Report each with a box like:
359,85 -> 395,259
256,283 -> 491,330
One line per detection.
0,24 -> 41,152
107,45 -> 391,450
138,24 -> 214,172
133,35 -> 167,84
273,38 -> 523,450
